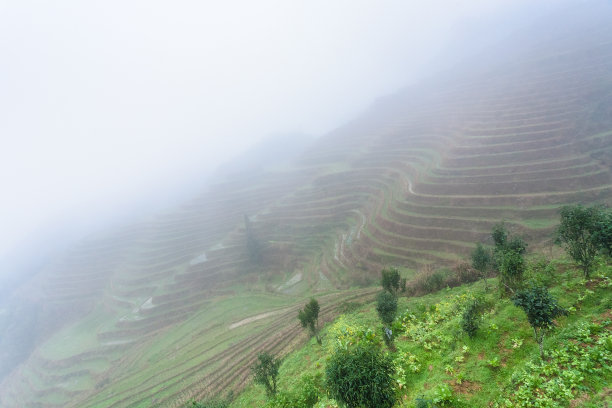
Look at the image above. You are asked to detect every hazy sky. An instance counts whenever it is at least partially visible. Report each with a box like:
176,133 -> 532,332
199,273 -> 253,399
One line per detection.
1,0 -> 555,263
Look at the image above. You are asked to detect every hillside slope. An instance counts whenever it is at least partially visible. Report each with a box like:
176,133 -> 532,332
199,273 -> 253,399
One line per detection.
1,5 -> 612,407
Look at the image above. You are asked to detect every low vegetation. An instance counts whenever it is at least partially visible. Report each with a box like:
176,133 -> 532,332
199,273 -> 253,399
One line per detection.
209,208 -> 611,408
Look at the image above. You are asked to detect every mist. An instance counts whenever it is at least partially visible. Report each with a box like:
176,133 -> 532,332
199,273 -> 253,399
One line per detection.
0,0 -> 566,285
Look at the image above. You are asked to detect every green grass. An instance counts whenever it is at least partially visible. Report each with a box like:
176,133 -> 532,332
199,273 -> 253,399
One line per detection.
228,257 -> 612,408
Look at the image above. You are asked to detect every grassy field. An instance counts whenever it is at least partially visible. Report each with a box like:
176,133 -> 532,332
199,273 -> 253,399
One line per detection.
230,256 -> 612,408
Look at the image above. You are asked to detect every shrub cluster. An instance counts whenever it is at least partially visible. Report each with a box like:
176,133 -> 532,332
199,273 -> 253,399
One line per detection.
326,343 -> 397,408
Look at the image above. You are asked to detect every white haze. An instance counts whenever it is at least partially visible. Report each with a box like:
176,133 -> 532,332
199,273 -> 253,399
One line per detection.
0,0 -> 563,279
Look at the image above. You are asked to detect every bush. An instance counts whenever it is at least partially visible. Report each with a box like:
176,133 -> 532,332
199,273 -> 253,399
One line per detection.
432,383 -> 455,406
461,299 -> 482,338
376,291 -> 398,326
471,243 -> 492,275
526,256 -> 557,286
513,286 -> 567,358
557,204 -> 607,278
422,269 -> 446,293
326,343 -> 397,408
498,250 -> 526,294
454,262 -> 481,284
381,267 -> 401,293
252,352 -> 282,398
298,298 -> 321,343
266,374 -> 321,408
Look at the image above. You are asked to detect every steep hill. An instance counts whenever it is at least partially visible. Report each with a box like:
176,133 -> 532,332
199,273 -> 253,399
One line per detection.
1,4 -> 612,407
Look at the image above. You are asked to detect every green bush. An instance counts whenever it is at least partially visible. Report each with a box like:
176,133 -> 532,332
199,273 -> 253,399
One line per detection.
381,267 -> 401,293
513,286 -> 567,357
432,383 -> 455,406
252,352 -> 282,398
266,374 -> 320,408
461,299 -> 482,338
298,298 -> 321,343
423,269 -> 446,292
557,204 -> 608,277
376,291 -> 398,326
498,250 -> 526,294
326,343 -> 397,408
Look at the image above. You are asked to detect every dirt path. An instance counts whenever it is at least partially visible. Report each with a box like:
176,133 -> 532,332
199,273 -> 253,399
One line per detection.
228,307 -> 293,330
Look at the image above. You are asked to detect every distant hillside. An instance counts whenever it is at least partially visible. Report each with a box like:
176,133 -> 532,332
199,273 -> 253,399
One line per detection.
1,3 -> 612,407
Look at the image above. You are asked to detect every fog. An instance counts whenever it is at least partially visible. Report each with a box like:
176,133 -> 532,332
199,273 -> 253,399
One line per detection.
0,0 -> 565,284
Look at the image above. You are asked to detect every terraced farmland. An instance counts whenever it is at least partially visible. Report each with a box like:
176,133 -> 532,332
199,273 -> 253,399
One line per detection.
2,12 -> 612,408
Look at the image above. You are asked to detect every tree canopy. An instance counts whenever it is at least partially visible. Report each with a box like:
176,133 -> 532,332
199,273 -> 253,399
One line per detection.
298,298 -> 321,343
556,205 -> 605,278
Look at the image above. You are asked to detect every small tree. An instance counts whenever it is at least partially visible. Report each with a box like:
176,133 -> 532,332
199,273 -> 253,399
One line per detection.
491,222 -> 527,276
376,291 -> 397,327
512,286 -> 567,358
492,222 -> 508,249
326,343 -> 397,408
499,249 -> 526,294
461,299 -> 482,338
252,352 -> 281,398
376,291 -> 398,348
471,243 -> 492,290
556,205 -> 604,278
381,267 -> 401,294
298,298 -> 321,344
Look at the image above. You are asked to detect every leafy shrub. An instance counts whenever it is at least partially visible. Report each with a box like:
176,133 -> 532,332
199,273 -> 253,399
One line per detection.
327,315 -> 379,352
376,291 -> 398,326
326,343 -> 397,408
525,256 -> 557,286
298,298 -> 321,343
513,286 -> 567,357
381,267 -> 401,293
432,383 -> 455,406
457,262 -> 481,283
252,352 -> 282,398
423,269 -> 446,292
498,250 -> 526,294
471,243 -> 492,275
461,299 -> 482,338
266,374 -> 321,408
486,356 -> 501,369
557,204 -> 608,278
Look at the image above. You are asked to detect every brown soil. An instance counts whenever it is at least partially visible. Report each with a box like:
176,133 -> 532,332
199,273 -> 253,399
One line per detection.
449,379 -> 482,396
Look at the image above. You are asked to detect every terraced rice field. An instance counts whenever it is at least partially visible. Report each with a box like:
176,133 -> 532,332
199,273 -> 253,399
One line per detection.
2,16 -> 612,408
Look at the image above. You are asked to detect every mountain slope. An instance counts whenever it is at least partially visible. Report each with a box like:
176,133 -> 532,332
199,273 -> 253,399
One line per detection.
1,4 -> 612,407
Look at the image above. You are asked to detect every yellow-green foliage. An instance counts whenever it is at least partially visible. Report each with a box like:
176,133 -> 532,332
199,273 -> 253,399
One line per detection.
326,314 -> 379,352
